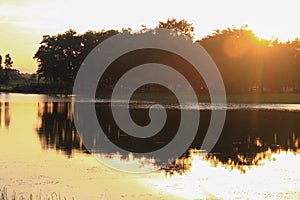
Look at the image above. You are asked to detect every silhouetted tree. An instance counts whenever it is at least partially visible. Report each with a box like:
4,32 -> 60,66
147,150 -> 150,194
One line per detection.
4,54 -> 13,70
157,18 -> 195,39
197,26 -> 300,93
29,73 -> 37,82
2,54 -> 14,87
34,29 -> 81,85
0,55 -> 3,86
34,29 -> 119,89
0,55 -> 2,69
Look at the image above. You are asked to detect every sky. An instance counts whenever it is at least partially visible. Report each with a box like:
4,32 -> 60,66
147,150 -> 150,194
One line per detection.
1,0 -> 300,73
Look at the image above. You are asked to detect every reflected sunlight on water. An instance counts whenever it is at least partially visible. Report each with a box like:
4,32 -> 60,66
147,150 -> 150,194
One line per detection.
141,149 -> 300,199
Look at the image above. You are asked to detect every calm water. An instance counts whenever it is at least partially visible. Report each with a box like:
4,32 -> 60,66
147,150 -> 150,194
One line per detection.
0,93 -> 300,199
3,93 -> 297,160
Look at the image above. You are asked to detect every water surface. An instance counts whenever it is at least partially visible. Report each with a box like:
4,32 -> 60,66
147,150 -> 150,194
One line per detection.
0,93 -> 300,199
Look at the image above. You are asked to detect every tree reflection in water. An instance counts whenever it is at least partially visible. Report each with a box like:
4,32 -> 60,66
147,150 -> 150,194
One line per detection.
36,101 -> 300,164
0,102 -> 11,129
36,102 -> 86,157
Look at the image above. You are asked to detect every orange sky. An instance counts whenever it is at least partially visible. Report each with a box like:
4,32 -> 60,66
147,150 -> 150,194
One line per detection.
1,0 -> 300,73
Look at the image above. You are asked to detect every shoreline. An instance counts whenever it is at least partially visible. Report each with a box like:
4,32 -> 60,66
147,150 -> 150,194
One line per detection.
1,91 -> 300,104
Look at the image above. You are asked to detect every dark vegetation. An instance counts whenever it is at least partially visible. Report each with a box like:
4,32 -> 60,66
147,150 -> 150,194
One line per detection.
0,54 -> 40,92
33,19 -> 300,94
1,18 -> 300,95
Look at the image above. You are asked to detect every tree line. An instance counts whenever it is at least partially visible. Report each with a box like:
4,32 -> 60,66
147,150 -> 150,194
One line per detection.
0,54 -> 37,89
34,19 -> 300,93
199,26 -> 300,93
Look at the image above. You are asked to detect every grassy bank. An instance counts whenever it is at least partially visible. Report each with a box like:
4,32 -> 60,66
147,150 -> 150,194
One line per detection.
0,187 -> 72,200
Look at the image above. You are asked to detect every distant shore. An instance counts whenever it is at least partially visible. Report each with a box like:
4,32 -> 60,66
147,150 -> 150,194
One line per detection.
1,90 -> 300,104
129,92 -> 300,104
0,86 -> 71,95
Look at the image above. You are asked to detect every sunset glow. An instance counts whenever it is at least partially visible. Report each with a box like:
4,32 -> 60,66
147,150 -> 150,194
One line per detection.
1,0 -> 300,72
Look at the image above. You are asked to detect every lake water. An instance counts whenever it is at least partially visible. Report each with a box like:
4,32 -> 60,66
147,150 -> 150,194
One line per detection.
0,93 -> 300,199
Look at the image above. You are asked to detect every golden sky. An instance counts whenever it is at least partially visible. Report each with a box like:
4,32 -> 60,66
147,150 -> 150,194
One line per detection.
1,0 -> 300,73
